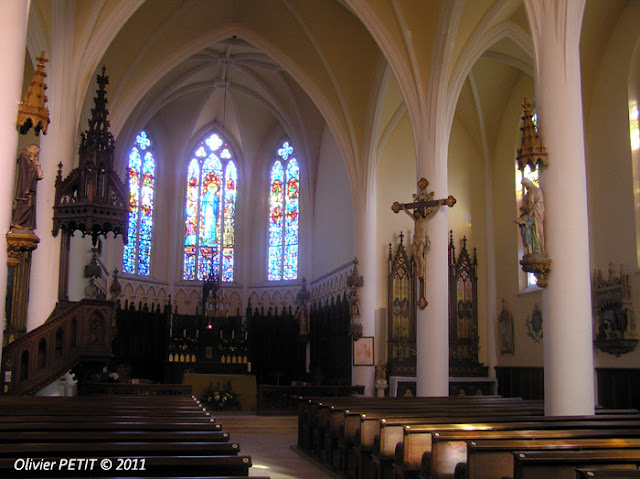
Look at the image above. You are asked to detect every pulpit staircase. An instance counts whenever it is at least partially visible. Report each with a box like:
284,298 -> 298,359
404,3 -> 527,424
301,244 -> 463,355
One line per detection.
1,299 -> 115,395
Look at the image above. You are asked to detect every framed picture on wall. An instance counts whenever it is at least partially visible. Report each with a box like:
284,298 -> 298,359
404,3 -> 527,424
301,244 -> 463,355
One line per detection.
353,336 -> 374,366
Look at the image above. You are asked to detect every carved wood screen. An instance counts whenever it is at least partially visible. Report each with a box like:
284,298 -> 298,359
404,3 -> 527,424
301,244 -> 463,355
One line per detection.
448,232 -> 486,377
387,234 -> 416,377
309,293 -> 351,385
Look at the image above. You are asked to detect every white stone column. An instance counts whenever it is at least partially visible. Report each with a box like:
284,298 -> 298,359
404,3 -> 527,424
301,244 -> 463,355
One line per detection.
415,136 -> 450,397
352,188 -> 377,396
27,1 -> 78,329
524,0 -> 595,415
0,1 -> 30,350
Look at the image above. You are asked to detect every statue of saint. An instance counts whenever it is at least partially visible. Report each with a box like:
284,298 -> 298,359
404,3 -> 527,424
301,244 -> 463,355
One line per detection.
11,144 -> 43,230
515,178 -> 545,256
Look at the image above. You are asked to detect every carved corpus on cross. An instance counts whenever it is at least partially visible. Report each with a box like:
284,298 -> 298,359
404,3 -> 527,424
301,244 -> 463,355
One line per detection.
392,178 -> 456,309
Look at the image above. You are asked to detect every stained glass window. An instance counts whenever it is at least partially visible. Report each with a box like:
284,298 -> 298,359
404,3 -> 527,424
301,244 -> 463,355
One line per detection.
268,141 -> 299,281
182,132 -> 237,281
123,131 -> 155,275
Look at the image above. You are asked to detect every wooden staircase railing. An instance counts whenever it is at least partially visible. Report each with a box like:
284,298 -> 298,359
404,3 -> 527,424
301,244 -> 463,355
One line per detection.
1,299 -> 116,395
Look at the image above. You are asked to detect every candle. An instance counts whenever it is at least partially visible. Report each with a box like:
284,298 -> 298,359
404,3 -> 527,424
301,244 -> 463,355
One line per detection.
232,330 -> 235,339
183,329 -> 186,338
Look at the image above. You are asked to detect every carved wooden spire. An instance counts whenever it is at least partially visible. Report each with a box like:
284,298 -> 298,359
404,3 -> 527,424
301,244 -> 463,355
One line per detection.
516,97 -> 548,171
52,66 -> 128,246
17,51 -> 50,135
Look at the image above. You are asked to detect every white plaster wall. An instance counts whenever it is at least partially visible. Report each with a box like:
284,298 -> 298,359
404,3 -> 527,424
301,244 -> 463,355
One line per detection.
584,2 -> 640,369
448,117 -> 489,366
312,125 -> 355,278
375,112 -> 416,309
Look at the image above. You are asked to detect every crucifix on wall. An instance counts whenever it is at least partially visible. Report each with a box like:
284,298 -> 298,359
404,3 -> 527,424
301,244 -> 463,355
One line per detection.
392,178 -> 456,309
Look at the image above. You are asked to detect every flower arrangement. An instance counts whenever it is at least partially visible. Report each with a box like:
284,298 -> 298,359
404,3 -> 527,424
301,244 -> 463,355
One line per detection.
200,380 -> 240,411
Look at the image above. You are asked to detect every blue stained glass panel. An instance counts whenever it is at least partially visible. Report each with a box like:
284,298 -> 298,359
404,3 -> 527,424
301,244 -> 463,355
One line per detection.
268,160 -> 285,280
184,159 -> 200,247
137,151 -> 155,275
283,158 -> 299,280
222,247 -> 234,282
268,143 -> 300,281
199,156 -> 222,246
183,246 -> 196,280
182,132 -> 236,281
123,131 -> 155,276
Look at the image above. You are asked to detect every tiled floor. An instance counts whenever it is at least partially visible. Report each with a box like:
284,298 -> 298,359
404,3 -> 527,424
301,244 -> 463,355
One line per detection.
218,414 -> 340,479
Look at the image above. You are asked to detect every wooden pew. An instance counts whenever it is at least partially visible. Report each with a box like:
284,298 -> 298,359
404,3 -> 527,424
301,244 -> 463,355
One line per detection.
395,420 -> 640,479
300,396 -> 542,475
461,438 -> 640,479
576,469 -> 640,479
512,449 -> 640,479
0,455 -> 254,477
355,405 -> 545,479
306,396 -> 521,454
314,397 -> 541,468
27,477 -> 271,479
0,421 -> 224,431
28,477 -> 271,479
373,415 -> 640,479
0,395 -> 260,478
0,441 -> 242,458
0,430 -> 232,443
298,396 -> 504,453
0,414 -> 215,423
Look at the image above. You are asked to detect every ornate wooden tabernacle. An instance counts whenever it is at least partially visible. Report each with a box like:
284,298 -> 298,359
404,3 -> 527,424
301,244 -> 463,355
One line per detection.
387,233 -> 416,377
448,231 -> 487,377
386,231 -> 490,394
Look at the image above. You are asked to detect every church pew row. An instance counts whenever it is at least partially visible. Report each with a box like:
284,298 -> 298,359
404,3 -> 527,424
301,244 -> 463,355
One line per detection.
458,438 -> 640,479
297,396 -> 544,477
395,425 -> 640,479
0,396 -> 268,478
0,455 -> 254,478
0,421 -> 224,431
310,398 -> 544,475
372,415 -> 640,479
0,414 -> 216,423
346,404 -> 546,477
298,396 -> 540,458
0,441 -> 242,458
0,430 -> 232,443
512,449 -> 640,479
576,470 -> 640,479
298,395 -> 510,447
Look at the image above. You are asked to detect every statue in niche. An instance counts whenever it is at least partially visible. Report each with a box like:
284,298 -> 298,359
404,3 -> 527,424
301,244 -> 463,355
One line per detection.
295,277 -> 310,338
515,178 -> 545,256
204,290 -> 215,318
11,144 -> 43,230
